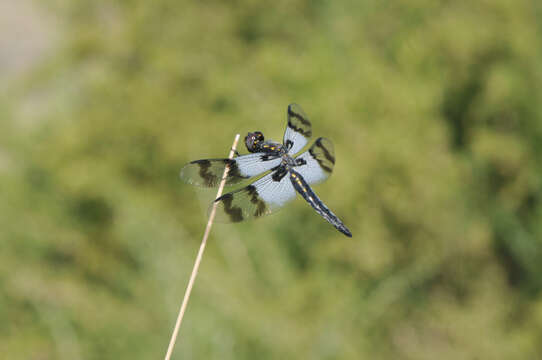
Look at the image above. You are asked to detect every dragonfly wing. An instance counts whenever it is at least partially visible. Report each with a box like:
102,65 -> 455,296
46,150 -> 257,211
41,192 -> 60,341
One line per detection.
213,167 -> 296,222
283,103 -> 312,155
180,153 -> 281,187
294,137 -> 335,185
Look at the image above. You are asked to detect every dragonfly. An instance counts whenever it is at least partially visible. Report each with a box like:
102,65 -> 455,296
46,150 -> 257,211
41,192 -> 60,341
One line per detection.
180,104 -> 352,237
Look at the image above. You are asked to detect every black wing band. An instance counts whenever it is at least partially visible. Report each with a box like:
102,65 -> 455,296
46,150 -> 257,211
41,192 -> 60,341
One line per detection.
180,153 -> 282,187
213,168 -> 297,223
294,137 -> 335,185
283,103 -> 312,155
180,159 -> 247,187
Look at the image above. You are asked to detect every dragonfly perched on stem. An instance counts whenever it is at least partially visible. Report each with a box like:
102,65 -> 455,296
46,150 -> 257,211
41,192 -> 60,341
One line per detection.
180,104 -> 352,237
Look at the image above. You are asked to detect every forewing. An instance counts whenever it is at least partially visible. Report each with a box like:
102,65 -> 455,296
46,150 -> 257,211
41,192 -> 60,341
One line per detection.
180,153 -> 281,187
213,169 -> 297,222
235,153 -> 282,177
295,137 -> 335,185
283,103 -> 312,155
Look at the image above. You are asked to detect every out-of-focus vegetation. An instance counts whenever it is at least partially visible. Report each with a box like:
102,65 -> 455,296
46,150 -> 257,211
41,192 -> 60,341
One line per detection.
2,0 -> 542,358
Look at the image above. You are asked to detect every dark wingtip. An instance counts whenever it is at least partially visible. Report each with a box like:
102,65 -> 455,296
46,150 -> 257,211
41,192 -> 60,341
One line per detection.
287,103 -> 300,114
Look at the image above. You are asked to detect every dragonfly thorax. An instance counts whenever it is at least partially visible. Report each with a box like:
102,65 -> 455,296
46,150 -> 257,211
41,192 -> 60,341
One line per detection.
281,152 -> 299,169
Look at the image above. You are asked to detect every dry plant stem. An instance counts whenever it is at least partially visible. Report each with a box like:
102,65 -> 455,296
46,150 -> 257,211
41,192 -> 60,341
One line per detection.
164,133 -> 241,360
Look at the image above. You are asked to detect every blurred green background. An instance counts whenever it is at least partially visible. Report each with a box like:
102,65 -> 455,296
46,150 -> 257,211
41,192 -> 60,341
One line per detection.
2,0 -> 542,358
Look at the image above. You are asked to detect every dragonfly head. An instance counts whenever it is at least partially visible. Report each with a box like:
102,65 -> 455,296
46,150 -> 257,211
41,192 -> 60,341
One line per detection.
245,131 -> 264,153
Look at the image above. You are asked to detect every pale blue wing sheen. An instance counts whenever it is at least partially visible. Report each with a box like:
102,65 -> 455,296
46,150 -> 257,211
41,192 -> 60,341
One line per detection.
294,137 -> 334,185
283,103 -> 312,155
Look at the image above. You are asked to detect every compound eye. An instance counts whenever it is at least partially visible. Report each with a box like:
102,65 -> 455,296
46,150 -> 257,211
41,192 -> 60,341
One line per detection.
245,132 -> 262,153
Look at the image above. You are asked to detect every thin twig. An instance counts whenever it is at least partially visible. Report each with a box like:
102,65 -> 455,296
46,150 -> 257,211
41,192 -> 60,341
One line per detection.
165,133 -> 241,360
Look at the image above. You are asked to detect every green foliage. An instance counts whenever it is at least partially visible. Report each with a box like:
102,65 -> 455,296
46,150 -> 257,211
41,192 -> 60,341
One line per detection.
2,0 -> 542,358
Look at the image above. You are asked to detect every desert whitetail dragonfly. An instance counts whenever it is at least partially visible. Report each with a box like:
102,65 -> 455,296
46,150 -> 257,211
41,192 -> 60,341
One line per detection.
180,104 -> 352,237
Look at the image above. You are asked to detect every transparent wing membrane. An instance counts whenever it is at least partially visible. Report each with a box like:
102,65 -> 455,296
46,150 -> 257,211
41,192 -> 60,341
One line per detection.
180,153 -> 281,187
283,103 -> 312,155
213,170 -> 296,222
295,137 -> 335,185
